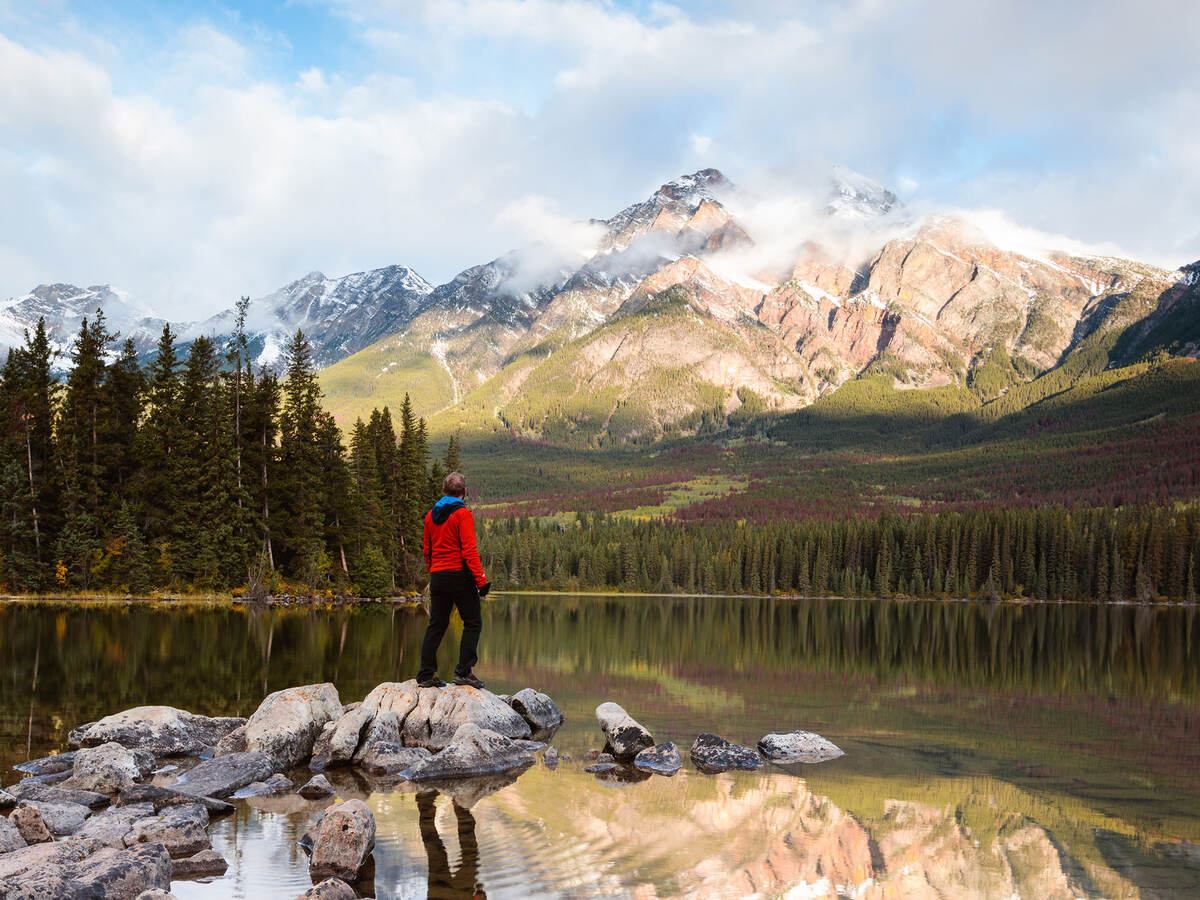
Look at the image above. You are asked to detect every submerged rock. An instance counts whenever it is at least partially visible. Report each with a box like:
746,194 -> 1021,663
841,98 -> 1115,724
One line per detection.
63,742 -> 148,794
70,706 -> 245,756
508,688 -> 564,732
171,750 -> 277,799
298,876 -> 358,899
595,702 -> 654,760
245,683 -> 343,770
402,723 -> 536,782
584,762 -> 617,774
356,742 -> 431,776
758,730 -> 845,763
298,774 -> 335,799
634,741 -> 682,775
689,733 -> 763,774
309,799 -> 375,881
542,746 -> 559,768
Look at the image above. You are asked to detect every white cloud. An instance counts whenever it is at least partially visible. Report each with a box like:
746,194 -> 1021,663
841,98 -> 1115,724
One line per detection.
690,134 -> 712,156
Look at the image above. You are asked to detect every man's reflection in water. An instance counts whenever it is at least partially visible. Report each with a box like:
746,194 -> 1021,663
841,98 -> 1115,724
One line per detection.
418,790 -> 486,899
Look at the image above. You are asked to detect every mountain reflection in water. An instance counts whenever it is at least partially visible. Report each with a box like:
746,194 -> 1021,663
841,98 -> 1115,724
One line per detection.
1,595 -> 1198,898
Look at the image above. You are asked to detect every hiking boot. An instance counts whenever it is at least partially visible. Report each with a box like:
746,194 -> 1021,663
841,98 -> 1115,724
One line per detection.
453,672 -> 485,689
417,675 -> 447,688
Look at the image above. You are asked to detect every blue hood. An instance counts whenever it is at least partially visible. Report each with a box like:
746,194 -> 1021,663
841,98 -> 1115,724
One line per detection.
431,495 -> 466,525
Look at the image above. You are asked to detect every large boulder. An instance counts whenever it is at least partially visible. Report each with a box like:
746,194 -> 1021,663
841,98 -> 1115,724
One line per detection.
402,723 -> 535,782
351,710 -> 400,763
63,742 -> 147,794
71,706 -> 245,756
508,689 -> 564,733
758,730 -> 844,763
308,799 -> 375,881
595,702 -> 654,760
634,741 -> 682,775
124,803 -> 210,858
171,751 -> 276,799
356,742 -> 431,776
245,683 -> 342,770
689,733 -> 763,773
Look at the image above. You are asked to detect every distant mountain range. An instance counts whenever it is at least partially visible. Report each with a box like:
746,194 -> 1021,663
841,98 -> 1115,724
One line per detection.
5,167 -> 1197,446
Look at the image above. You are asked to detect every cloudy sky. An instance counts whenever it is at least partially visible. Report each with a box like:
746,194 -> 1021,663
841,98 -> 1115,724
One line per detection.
1,0 -> 1198,317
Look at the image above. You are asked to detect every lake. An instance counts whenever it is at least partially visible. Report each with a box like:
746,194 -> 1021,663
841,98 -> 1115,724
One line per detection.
2,594 -> 1199,898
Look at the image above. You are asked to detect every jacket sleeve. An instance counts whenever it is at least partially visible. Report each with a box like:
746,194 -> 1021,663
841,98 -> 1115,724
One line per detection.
422,513 -> 433,572
457,509 -> 487,588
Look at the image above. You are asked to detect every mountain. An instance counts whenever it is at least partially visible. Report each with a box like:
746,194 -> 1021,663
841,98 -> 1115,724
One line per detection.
320,168 -> 1197,445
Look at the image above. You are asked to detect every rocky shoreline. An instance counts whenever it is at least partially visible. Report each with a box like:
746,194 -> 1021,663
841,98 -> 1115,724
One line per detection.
1,681 -> 842,898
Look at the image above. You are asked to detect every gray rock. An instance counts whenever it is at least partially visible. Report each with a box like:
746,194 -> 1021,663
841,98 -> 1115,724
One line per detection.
21,799 -> 91,836
68,803 -> 155,850
0,790 -> 14,810
213,724 -> 248,757
634,741 -> 682,775
71,706 -> 245,756
584,762 -> 617,774
244,683 -> 342,770
403,723 -> 535,782
356,742 -> 431,776
508,688 -> 564,731
309,799 -> 375,880
171,750 -> 277,799
542,746 -> 559,768
351,709 -> 400,763
297,876 -> 358,899
595,702 -> 654,760
10,804 -> 52,843
13,752 -> 76,777
235,773 -> 294,798
308,721 -> 338,771
513,740 -> 547,752
689,733 -> 763,774
0,840 -> 87,879
124,802 -> 210,858
298,775 -> 335,799
73,842 -> 173,898
117,784 -> 234,816
137,892 -> 179,899
62,742 -> 145,794
758,730 -> 844,763
0,816 -> 26,852
326,707 -> 371,767
4,780 -> 110,809
171,847 -> 228,878
403,683 -> 531,751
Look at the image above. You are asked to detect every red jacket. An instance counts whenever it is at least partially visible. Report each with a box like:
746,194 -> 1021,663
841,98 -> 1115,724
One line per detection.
423,499 -> 487,587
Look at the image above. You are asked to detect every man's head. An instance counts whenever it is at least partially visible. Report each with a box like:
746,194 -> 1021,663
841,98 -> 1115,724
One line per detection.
443,471 -> 466,498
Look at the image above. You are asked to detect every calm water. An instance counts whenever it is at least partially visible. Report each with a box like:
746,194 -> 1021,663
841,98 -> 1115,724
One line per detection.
2,595 -> 1200,899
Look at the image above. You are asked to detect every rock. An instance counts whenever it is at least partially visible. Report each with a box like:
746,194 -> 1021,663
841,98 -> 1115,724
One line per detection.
595,702 -> 654,760
634,741 -> 682,775
543,746 -> 559,768
14,752 -> 76,777
0,816 -> 26,852
0,840 -> 87,878
308,721 -> 338,771
137,892 -> 179,899
0,790 -> 14,810
309,799 -> 375,880
594,752 -> 615,764
117,784 -> 234,816
21,799 -> 91,836
298,775 -> 335,799
73,842 -> 173,898
402,723 -> 536,782
689,733 -> 763,774
508,688 -> 564,732
68,803 -> 155,849
584,763 -> 616,774
297,876 -> 358,899
4,780 -> 110,809
171,750 -> 277,799
514,739 -> 546,752
124,802 -> 210,857
244,683 -> 343,770
213,724 -> 248,757
584,749 -> 602,760
11,804 -> 53,843
63,742 -> 145,794
237,772 -> 294,798
171,847 -> 228,878
758,730 -> 844,763
351,710 -> 400,763
356,742 -> 432,776
71,706 -> 245,756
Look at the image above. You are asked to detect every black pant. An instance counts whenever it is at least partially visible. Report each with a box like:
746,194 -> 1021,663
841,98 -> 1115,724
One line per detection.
418,571 -> 482,680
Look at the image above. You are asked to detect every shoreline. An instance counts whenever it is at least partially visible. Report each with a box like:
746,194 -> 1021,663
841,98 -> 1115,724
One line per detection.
0,590 -> 1195,609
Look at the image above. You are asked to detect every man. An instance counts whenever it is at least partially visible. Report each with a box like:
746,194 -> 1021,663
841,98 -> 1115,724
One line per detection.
418,471 -> 490,688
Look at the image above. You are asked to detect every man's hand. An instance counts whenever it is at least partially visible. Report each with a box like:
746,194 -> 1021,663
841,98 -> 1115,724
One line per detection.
478,581 -> 491,598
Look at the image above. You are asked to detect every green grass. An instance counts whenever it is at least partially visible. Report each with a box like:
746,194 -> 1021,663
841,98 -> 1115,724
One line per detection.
319,335 -> 455,426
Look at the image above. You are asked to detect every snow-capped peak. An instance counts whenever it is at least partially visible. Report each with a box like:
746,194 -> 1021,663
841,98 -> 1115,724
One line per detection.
827,165 -> 899,220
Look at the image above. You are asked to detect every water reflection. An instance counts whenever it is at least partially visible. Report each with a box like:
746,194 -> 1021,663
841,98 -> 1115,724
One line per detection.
417,791 -> 484,900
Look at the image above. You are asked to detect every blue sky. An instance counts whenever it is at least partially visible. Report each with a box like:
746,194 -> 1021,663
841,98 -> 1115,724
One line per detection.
1,0 -> 1197,315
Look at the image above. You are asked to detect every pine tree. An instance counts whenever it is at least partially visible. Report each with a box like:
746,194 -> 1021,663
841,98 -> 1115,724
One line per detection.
444,433 -> 462,474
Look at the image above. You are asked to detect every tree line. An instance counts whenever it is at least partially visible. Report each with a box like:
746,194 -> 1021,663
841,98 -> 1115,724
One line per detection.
479,504 -> 1200,602
0,306 -> 461,596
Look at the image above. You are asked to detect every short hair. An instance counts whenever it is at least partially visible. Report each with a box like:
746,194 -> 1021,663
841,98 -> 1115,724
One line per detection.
443,472 -> 466,497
